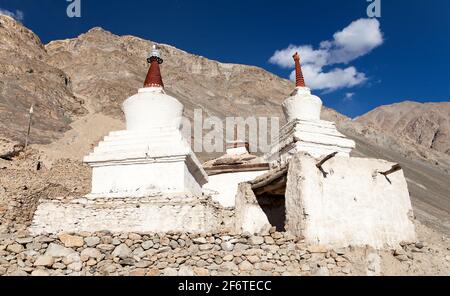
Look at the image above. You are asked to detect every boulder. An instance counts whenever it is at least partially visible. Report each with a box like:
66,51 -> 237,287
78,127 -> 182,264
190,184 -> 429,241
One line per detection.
45,243 -> 75,257
34,256 -> 54,267
112,244 -> 132,259
58,234 -> 84,248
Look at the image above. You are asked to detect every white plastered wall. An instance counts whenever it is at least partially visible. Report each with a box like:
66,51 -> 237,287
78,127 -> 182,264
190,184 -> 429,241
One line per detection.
286,153 -> 416,249
89,160 -> 202,197
30,198 -> 219,235
204,170 -> 268,208
235,183 -> 272,234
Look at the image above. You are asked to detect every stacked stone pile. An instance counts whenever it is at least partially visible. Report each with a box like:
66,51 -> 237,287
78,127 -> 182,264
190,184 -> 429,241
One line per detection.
0,150 -> 91,233
1,227 -> 446,276
0,230 -> 360,276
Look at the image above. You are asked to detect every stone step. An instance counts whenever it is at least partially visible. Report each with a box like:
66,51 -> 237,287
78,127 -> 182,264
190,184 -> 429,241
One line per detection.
109,126 -> 180,137
280,119 -> 336,132
103,130 -> 183,142
93,141 -> 190,155
98,135 -> 185,149
294,131 -> 356,148
85,148 -> 191,163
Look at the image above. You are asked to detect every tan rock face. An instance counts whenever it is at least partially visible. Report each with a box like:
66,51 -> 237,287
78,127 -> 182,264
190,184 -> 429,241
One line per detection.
34,255 -> 54,267
43,27 -> 291,120
0,15 -> 46,59
0,15 -> 85,147
356,101 -> 450,155
0,137 -> 22,158
58,234 -> 84,248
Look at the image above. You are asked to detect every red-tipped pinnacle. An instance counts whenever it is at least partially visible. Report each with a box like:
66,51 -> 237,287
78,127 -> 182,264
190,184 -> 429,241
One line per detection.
293,52 -> 306,88
144,45 -> 164,88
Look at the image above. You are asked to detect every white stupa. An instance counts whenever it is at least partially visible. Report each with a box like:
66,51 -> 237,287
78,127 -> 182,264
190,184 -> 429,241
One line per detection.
265,52 -> 355,164
84,46 -> 208,197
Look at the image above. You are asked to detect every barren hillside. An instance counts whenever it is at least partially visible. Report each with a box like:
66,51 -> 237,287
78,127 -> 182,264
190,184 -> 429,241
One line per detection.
356,101 -> 450,155
0,15 -> 85,150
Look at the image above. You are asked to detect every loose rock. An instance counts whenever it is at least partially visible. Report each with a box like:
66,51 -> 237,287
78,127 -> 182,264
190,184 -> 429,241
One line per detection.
34,255 -> 54,267
112,244 -> 132,259
58,234 -> 84,248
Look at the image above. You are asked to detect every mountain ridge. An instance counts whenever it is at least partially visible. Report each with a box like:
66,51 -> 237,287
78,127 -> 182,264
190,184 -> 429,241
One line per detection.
355,101 -> 450,155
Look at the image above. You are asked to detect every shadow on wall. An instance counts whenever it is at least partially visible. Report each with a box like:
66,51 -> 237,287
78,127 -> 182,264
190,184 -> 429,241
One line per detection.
255,194 -> 286,232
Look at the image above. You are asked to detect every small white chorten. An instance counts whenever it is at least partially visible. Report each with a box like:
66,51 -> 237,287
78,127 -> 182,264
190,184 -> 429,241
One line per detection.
84,46 -> 208,197
202,127 -> 269,208
265,52 -> 355,164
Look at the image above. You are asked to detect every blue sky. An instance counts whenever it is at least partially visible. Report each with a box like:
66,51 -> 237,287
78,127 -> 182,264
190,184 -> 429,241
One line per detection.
0,0 -> 449,117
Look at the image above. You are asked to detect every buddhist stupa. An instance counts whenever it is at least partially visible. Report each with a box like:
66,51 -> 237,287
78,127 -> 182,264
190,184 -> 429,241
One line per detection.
84,45 -> 208,197
265,52 -> 356,164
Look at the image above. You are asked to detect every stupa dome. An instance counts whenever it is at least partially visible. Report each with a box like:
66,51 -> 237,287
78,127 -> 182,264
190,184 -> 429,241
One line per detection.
282,87 -> 323,121
282,52 -> 323,122
123,87 -> 184,131
122,45 -> 184,131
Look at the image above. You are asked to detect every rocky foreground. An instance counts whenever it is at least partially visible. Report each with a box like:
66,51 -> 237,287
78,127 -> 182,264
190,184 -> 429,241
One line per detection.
1,222 -> 450,277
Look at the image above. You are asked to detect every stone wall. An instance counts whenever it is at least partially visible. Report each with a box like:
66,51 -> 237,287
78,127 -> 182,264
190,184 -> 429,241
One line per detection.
2,222 -> 449,276
30,195 -> 231,235
0,230 -> 381,276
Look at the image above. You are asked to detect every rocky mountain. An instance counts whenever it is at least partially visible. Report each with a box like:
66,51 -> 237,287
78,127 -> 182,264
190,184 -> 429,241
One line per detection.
0,15 -> 85,154
0,15 -> 449,235
44,27 -> 294,120
355,101 -> 450,155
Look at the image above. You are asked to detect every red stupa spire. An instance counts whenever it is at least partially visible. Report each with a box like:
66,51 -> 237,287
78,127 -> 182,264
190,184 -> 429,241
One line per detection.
293,52 -> 306,88
144,45 -> 164,88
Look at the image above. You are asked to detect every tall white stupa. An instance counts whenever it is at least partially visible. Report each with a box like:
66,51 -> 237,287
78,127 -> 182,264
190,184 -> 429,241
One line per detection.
265,52 -> 356,164
84,45 -> 208,197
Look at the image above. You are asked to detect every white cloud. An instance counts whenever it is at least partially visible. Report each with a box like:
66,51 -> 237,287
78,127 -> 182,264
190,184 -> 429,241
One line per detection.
0,8 -> 24,21
269,18 -> 383,92
269,45 -> 328,69
330,18 -> 383,64
344,92 -> 355,101
290,65 -> 366,91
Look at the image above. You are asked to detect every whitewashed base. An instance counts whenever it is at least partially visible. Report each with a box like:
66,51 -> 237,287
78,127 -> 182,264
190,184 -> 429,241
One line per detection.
265,119 -> 356,164
88,159 -> 204,197
84,128 -> 208,197
29,195 -> 220,235
287,154 -> 416,249
203,170 -> 268,208
236,153 -> 417,249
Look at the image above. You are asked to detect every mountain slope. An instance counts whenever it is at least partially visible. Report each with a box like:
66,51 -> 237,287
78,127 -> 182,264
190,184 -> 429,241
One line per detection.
44,27 -> 293,121
356,101 -> 450,155
0,15 -> 85,150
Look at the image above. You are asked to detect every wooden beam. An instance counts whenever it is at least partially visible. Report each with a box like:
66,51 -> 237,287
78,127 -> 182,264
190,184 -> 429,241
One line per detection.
24,104 -> 34,151
379,164 -> 402,176
251,166 -> 288,190
205,163 -> 270,176
253,176 -> 287,196
316,152 -> 338,169
316,152 -> 338,178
